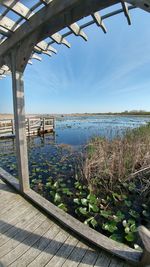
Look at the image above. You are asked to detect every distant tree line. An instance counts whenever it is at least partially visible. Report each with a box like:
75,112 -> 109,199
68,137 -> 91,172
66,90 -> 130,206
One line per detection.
89,110 -> 150,116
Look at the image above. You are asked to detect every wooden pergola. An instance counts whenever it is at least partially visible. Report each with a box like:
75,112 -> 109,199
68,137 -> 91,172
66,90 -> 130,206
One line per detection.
0,1 -> 150,265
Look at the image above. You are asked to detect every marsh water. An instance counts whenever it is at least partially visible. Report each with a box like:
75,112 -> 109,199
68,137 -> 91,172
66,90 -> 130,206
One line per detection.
56,115 -> 150,146
1,115 -> 150,184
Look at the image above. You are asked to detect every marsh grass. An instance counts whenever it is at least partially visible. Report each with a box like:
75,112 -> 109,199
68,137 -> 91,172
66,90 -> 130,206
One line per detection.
79,123 -> 150,199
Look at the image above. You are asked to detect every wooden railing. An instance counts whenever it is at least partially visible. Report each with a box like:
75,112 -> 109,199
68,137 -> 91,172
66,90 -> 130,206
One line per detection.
0,117 -> 55,137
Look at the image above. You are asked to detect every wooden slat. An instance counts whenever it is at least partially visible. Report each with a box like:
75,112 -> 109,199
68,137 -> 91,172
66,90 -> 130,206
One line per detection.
0,179 -> 136,267
121,1 -> 131,25
93,251 -> 111,266
0,16 -> 19,32
28,230 -> 69,267
0,207 -> 39,246
30,53 -> 42,61
10,223 -> 60,267
0,212 -> 45,259
0,201 -> 31,227
0,206 -> 38,235
51,33 -> 71,48
2,219 -> 51,266
69,23 -> 88,41
92,12 -> 107,33
3,0 -> 35,19
0,0 -> 119,59
78,248 -> 99,267
0,196 -> 24,216
36,41 -> 57,54
61,241 -> 88,267
44,235 -> 79,267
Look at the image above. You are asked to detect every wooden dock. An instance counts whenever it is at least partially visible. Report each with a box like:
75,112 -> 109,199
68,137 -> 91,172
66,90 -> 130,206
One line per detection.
0,178 -> 133,267
0,117 -> 55,138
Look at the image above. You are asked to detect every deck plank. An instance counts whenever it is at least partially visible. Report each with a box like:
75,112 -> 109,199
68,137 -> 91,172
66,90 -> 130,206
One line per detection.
61,241 -> 89,267
3,219 -> 52,266
28,230 -> 69,267
0,207 -> 39,246
9,223 -> 59,267
78,248 -> 100,267
45,235 -> 79,267
0,205 -> 37,234
0,212 -> 44,258
0,179 -> 134,267
93,251 -> 111,267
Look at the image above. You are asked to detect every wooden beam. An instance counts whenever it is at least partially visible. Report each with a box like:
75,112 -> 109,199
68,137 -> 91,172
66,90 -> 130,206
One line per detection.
11,50 -> 30,192
0,0 -> 119,60
126,0 -> 150,12
138,226 -> 150,267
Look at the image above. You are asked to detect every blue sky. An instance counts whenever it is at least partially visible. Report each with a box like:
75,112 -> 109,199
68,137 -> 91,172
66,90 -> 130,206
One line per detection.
1,6 -> 150,114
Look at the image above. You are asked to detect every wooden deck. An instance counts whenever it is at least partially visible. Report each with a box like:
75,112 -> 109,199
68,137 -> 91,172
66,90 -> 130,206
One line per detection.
0,179 -> 133,267
0,117 -> 55,138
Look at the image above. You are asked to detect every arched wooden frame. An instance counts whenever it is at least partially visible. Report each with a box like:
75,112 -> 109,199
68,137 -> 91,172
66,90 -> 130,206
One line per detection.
0,1 -> 149,266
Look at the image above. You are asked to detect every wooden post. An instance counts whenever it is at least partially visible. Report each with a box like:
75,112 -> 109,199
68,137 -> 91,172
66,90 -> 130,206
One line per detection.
53,117 -> 55,131
138,226 -> 150,267
43,118 -> 45,133
11,53 -> 30,192
11,119 -> 14,134
28,118 -> 30,136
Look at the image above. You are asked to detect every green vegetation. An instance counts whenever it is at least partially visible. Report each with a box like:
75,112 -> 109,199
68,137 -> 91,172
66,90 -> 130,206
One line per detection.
80,123 -> 150,195
30,123 -> 150,248
1,122 -> 150,249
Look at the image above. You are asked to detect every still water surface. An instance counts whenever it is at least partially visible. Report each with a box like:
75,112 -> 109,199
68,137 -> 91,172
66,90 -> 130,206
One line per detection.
56,115 -> 150,146
0,115 -> 150,180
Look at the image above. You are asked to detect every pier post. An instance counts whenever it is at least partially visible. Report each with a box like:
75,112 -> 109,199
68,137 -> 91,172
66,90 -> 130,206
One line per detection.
43,118 -> 45,133
28,118 -> 31,136
11,119 -> 14,134
11,52 -> 30,192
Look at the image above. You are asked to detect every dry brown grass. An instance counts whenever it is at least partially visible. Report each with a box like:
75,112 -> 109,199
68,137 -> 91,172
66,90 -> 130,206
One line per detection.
78,123 -> 150,195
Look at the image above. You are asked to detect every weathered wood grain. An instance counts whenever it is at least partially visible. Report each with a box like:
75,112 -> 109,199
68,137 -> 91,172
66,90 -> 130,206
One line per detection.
62,241 -> 89,267
0,207 -> 39,246
0,205 -> 38,235
44,235 -> 79,267
28,230 -> 69,267
0,178 -> 136,267
78,248 -> 99,267
0,0 -> 119,59
10,223 -> 60,267
0,212 -> 45,258
2,219 -> 51,266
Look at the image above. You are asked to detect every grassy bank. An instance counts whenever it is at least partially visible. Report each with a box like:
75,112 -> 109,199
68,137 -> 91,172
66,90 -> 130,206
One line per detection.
70,123 -> 150,247
80,123 -> 150,198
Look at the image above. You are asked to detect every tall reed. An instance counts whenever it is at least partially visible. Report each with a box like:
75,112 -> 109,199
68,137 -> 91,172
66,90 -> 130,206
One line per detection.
78,123 -> 150,197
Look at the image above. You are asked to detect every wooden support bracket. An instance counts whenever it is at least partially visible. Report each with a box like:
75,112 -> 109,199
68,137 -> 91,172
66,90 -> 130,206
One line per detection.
51,33 -> 71,48
138,226 -> 150,267
92,12 -> 107,33
30,53 -> 42,61
69,23 -> 88,41
36,41 -> 57,54
121,1 -> 131,25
